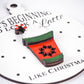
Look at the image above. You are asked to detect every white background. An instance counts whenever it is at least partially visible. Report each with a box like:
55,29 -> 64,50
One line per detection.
0,0 -> 84,84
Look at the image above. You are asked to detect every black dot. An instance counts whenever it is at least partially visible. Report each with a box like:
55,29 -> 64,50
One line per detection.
17,73 -> 20,76
59,31 -> 62,33
10,4 -> 18,8
23,56 -> 26,59
77,49 -> 80,52
67,21 -> 70,24
13,39 -> 16,42
1,56 -> 4,58
78,36 -> 81,38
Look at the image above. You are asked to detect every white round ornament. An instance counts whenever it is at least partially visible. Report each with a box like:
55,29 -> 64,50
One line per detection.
0,2 -> 84,84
